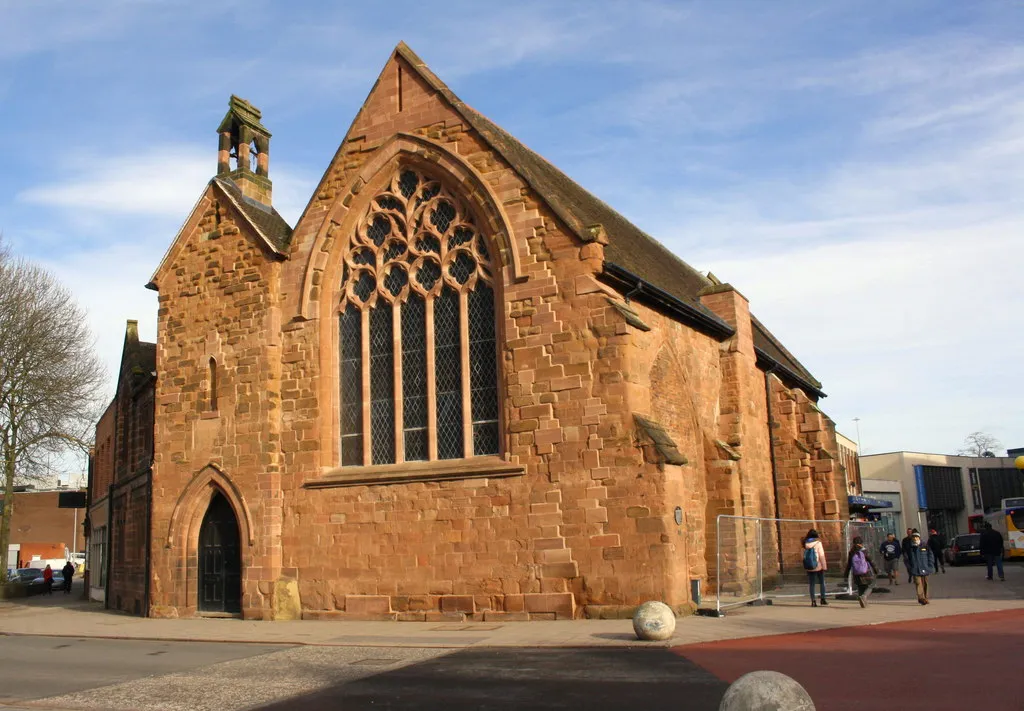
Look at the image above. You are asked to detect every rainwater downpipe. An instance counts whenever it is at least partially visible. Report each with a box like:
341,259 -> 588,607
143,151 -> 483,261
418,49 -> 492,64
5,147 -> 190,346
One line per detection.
624,281 -> 642,303
143,472 -> 152,618
764,366 -> 785,575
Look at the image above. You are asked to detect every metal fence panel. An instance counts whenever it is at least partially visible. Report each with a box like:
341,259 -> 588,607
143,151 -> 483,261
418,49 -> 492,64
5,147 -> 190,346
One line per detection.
714,515 -> 888,614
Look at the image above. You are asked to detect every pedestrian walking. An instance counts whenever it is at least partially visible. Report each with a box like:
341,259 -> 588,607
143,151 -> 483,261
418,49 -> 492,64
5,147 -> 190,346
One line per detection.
802,528 -> 829,607
979,523 -> 1005,582
901,528 -> 918,584
61,560 -> 75,594
42,565 -> 53,595
906,531 -> 935,605
927,528 -> 947,573
843,536 -> 878,607
880,533 -> 901,585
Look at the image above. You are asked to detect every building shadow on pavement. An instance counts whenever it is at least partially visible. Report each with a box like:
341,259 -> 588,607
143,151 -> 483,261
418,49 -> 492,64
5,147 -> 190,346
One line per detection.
252,646 -> 729,711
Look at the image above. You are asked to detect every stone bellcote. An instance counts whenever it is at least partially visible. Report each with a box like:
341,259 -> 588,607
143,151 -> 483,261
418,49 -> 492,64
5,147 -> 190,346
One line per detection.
216,95 -> 273,206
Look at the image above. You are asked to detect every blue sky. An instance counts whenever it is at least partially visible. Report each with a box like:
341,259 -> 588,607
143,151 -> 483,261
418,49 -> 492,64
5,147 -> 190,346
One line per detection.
1,0 -> 1022,463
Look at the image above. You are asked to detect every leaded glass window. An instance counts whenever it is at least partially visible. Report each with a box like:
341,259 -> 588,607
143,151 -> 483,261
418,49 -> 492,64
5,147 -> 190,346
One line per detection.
401,295 -> 428,461
369,304 -> 395,465
434,286 -> 463,460
337,167 -> 499,466
468,285 -> 499,456
339,304 -> 363,466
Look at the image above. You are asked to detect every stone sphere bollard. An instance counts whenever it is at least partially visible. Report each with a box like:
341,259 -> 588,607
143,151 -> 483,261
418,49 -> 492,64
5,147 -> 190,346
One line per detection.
632,600 -> 676,641
719,671 -> 815,711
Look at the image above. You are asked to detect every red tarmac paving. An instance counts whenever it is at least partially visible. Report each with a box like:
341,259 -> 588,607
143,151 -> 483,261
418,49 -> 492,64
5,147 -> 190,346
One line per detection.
674,608 -> 1024,711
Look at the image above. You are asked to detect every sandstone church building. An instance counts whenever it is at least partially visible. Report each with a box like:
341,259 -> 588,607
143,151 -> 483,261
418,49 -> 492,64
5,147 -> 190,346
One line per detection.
109,44 -> 848,620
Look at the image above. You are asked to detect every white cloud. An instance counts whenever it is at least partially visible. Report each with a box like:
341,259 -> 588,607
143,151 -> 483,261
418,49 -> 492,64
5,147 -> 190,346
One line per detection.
17,148 -> 213,217
15,147 -> 314,225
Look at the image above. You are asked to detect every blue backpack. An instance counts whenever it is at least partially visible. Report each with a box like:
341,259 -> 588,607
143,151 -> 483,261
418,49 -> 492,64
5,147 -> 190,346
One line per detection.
803,545 -> 818,570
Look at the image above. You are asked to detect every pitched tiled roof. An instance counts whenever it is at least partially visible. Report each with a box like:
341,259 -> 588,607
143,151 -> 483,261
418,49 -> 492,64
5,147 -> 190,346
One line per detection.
751,317 -> 822,392
213,177 -> 293,253
399,44 -> 822,393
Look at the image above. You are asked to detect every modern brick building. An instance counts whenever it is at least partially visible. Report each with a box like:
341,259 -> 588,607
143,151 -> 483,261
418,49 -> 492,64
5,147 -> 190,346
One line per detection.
1,487 -> 86,569
132,44 -> 846,620
86,321 -> 155,613
861,450 -> 1024,541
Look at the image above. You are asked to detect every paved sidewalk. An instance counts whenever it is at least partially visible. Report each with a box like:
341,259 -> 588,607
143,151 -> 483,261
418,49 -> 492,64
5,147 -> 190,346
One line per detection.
1,565 -> 1020,649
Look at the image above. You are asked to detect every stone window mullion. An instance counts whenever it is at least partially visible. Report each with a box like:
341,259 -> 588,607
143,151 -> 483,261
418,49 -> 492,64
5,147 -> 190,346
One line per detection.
393,303 -> 404,464
360,307 -> 371,466
459,290 -> 472,458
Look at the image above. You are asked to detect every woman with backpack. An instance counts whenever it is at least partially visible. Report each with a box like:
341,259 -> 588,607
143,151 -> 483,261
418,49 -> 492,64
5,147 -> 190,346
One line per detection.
802,529 -> 828,607
843,536 -> 878,607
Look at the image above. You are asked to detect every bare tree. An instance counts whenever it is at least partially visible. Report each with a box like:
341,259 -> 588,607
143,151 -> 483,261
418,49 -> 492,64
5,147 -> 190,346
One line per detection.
957,431 -> 1002,458
0,245 -> 105,579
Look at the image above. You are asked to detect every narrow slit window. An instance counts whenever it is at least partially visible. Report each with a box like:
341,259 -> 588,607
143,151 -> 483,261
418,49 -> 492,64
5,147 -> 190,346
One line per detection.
208,357 -> 218,412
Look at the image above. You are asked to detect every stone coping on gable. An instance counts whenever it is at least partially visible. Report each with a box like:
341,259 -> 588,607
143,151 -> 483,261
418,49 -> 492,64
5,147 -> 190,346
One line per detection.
305,456 -> 526,489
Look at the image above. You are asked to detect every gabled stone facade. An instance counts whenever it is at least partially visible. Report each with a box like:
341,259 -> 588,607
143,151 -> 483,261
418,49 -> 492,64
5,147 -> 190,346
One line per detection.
140,44 -> 847,621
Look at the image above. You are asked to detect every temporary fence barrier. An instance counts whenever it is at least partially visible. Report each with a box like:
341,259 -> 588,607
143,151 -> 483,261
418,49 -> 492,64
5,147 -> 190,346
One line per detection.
711,515 -> 888,615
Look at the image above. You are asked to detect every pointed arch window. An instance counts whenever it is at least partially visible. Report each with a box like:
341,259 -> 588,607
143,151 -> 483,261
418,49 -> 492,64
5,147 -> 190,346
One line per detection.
338,168 -> 500,466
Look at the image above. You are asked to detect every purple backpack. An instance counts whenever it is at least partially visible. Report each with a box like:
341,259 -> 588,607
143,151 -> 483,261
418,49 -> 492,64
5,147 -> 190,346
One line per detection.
852,550 -> 871,575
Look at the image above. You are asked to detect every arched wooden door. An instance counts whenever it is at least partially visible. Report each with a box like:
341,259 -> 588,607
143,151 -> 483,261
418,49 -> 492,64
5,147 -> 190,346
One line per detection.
198,492 -> 241,614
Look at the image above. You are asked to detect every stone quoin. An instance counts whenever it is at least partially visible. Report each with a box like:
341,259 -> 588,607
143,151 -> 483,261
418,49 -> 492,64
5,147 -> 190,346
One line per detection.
97,43 -> 847,620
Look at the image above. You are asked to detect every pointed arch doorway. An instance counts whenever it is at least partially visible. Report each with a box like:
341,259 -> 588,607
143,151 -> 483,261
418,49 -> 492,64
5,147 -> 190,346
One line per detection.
198,492 -> 242,614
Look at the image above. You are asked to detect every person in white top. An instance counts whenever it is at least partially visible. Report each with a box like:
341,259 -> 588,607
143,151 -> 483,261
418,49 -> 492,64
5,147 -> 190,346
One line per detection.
802,528 -> 828,607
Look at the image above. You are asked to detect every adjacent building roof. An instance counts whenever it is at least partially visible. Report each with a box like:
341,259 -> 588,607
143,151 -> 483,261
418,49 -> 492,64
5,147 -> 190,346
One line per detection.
391,43 -> 822,394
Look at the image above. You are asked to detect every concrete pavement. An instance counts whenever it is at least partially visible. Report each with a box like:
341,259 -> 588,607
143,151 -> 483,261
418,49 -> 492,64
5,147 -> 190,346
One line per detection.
0,564 -> 1020,649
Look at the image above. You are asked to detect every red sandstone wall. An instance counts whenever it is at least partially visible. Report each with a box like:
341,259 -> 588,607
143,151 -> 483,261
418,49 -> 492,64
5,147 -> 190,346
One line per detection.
149,191 -> 285,618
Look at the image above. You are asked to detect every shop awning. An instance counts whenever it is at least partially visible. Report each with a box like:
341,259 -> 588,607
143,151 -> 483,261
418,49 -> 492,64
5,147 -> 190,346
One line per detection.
848,495 -> 893,509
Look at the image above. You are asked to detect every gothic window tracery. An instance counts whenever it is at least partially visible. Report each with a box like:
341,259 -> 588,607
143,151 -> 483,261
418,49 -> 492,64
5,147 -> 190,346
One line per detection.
338,168 -> 499,466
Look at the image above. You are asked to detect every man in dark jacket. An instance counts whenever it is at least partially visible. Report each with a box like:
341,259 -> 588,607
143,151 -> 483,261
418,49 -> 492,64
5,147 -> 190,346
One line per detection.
927,528 -> 946,574
61,560 -> 75,594
879,533 -> 902,585
906,531 -> 936,605
979,523 -> 1005,581
901,528 -> 917,584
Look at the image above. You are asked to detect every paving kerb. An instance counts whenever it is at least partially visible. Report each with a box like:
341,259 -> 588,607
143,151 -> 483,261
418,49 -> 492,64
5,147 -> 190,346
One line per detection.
1,565 -> 1020,649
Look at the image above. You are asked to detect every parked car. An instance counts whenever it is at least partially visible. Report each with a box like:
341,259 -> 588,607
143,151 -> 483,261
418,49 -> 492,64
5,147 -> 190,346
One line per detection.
946,533 -> 983,566
15,568 -> 65,594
